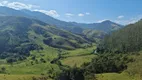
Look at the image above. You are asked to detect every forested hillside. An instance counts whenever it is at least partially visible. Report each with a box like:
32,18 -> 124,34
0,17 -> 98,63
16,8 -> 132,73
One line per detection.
97,19 -> 142,53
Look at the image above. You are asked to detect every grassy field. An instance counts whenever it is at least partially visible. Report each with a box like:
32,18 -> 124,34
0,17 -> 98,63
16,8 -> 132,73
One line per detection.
62,45 -> 96,57
96,73 -> 134,80
96,72 -> 142,80
0,74 -> 41,80
61,54 -> 96,67
60,45 -> 96,67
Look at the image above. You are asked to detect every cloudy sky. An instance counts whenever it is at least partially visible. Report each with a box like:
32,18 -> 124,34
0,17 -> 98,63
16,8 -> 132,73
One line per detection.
0,0 -> 142,25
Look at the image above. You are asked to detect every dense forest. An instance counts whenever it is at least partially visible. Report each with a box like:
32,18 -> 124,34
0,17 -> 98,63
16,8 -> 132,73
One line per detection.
97,19 -> 142,53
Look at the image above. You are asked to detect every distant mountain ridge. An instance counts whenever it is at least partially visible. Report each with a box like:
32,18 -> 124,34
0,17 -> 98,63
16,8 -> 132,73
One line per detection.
0,6 -> 123,34
68,20 -> 123,32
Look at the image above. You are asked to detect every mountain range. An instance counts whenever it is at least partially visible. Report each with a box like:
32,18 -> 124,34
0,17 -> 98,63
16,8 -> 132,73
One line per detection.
0,6 -> 123,34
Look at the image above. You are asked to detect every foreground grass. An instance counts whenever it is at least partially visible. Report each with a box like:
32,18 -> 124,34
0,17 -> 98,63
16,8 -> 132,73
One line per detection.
96,73 -> 135,80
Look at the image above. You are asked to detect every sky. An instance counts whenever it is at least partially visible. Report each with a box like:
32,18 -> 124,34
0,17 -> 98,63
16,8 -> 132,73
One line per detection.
0,0 -> 142,25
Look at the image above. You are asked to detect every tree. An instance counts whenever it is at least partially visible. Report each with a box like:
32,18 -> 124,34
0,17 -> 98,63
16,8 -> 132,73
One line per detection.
6,58 -> 16,65
1,67 -> 6,73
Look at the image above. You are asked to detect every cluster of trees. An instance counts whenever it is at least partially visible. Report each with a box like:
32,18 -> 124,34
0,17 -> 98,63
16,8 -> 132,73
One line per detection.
3,43 -> 42,64
84,53 -> 133,73
97,20 -> 142,53
55,65 -> 98,80
55,67 -> 86,80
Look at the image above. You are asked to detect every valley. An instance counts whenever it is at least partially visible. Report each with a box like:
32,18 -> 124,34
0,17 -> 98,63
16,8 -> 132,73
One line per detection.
0,43 -> 97,80
0,1 -> 141,80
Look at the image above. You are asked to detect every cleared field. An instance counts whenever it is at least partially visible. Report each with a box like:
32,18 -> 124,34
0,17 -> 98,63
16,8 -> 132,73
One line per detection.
61,54 -> 96,67
60,45 -> 96,67
62,45 -> 96,57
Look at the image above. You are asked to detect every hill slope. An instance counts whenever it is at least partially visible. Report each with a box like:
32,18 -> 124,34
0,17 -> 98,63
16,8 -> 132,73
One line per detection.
0,16 -> 90,60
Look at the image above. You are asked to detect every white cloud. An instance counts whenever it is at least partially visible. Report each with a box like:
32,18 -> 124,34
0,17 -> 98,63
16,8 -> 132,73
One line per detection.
0,1 -> 60,17
34,9 -> 60,17
65,13 -> 74,17
78,12 -> 90,17
114,15 -> 142,25
97,15 -> 142,25
0,1 -> 40,10
117,15 -> 124,19
78,13 -> 84,17
86,12 -> 90,15
127,16 -> 141,24
97,19 -> 109,23
1,1 -> 8,5
0,1 -> 8,6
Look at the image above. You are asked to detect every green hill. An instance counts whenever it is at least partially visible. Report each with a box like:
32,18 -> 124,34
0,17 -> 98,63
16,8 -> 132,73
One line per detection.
82,29 -> 106,42
0,16 -> 90,60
